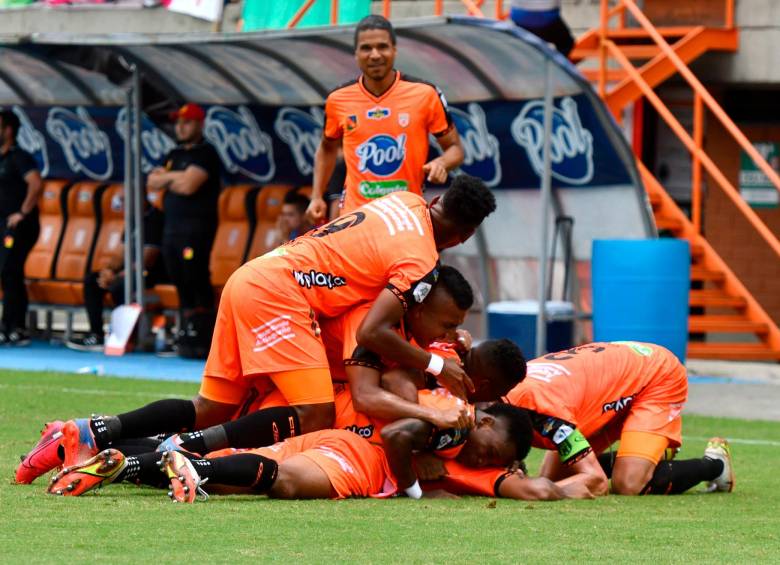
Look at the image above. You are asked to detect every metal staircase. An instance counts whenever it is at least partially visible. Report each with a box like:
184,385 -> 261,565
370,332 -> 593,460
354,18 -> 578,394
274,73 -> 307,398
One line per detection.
573,0 -> 780,361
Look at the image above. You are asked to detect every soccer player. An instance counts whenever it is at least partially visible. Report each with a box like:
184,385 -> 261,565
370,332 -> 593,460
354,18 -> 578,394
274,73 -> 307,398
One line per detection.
504,341 -> 735,496
306,15 -> 464,222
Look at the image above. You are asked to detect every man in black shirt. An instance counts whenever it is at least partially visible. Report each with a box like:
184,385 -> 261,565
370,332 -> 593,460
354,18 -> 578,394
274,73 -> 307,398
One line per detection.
0,110 -> 42,346
66,205 -> 166,351
146,104 -> 221,344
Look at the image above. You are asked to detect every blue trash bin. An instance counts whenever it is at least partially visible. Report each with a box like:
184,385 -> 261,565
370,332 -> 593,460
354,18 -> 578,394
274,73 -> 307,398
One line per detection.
592,239 -> 690,362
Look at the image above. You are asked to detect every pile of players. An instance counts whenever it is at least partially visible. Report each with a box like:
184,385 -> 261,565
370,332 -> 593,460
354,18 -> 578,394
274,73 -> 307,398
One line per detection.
14,15 -> 733,502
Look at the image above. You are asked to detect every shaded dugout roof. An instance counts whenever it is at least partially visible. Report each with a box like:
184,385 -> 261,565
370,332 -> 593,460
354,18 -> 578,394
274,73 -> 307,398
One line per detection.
0,16 -> 585,108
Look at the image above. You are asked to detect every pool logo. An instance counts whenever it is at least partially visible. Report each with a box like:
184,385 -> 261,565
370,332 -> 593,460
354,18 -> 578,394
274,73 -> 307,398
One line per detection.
115,108 -> 176,174
12,106 -> 49,177
204,105 -> 275,183
356,133 -> 406,177
448,103 -> 501,187
274,106 -> 323,176
46,106 -> 112,180
511,96 -> 594,185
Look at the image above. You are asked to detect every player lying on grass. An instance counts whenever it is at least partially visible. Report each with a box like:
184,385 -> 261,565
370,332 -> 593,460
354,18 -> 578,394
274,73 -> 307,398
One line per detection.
16,176 -> 497,485
504,341 -> 735,496
16,267 -> 479,484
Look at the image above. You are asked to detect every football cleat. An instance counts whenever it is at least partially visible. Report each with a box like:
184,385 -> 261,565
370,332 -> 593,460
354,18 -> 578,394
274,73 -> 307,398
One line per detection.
61,418 -> 99,468
48,449 -> 126,496
15,420 -> 65,484
160,450 -> 208,503
156,434 -> 200,457
704,437 -> 735,493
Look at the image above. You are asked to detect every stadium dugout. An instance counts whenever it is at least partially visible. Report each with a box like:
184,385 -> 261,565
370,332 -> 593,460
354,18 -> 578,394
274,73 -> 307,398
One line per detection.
0,16 -> 653,354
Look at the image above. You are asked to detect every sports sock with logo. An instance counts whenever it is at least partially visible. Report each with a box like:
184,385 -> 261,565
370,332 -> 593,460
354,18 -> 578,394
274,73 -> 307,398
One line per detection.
179,407 -> 300,454
642,457 -> 724,495
90,400 -> 196,450
190,454 -> 279,492
116,452 -> 167,488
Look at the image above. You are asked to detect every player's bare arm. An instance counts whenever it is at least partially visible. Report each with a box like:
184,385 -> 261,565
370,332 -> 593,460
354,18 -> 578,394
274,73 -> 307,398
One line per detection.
308,135 -> 340,223
423,127 -> 464,184
347,362 -> 471,430
542,449 -> 609,497
381,417 -> 433,493
357,289 -> 474,399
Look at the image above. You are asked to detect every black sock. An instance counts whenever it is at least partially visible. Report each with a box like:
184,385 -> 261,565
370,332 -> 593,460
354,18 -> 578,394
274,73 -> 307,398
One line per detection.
643,457 -> 724,495
112,438 -> 165,456
90,416 -> 122,450
222,406 -> 300,449
115,399 -> 196,441
597,452 -> 616,478
179,426 -> 229,456
191,454 -> 278,492
116,452 -> 167,488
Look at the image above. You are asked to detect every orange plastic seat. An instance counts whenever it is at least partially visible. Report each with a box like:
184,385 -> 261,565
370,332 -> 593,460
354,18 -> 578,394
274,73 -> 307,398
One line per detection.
246,185 -> 292,260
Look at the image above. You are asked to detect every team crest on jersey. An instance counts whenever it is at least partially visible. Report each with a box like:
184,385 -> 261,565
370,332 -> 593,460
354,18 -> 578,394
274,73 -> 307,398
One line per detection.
398,112 -> 410,127
356,133 -> 406,176
346,115 -> 358,132
366,107 -> 391,120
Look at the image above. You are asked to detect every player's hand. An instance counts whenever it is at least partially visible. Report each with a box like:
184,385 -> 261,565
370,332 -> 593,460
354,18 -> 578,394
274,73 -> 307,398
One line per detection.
413,453 -> 449,481
97,268 -> 116,289
422,158 -> 448,184
561,482 -> 596,500
455,329 -> 472,353
429,405 -> 472,431
305,197 -> 328,225
437,357 -> 475,400
423,489 -> 460,499
6,212 -> 24,229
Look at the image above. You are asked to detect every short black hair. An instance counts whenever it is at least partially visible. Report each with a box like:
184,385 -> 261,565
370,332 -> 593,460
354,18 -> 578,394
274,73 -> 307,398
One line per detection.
441,174 -> 496,227
354,15 -> 396,49
480,338 -> 527,395
436,265 -> 473,311
284,190 -> 309,215
484,402 -> 533,461
0,110 -> 20,138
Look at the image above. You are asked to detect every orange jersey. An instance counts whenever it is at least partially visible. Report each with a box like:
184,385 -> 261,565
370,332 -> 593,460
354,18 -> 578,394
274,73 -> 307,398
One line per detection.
324,72 -> 453,212
505,342 -> 687,454
246,191 -> 439,319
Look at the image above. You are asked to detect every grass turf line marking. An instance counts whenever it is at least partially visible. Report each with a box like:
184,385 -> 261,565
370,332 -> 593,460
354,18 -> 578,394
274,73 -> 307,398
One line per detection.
0,383 -> 189,399
684,434 -> 780,447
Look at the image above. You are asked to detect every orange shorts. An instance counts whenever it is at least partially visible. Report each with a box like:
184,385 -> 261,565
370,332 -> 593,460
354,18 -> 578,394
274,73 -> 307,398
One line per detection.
200,261 -> 333,406
590,363 -> 687,463
208,429 -> 395,499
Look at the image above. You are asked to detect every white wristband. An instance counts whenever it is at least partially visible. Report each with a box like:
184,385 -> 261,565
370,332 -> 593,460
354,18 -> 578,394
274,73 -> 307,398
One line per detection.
404,480 -> 423,499
426,353 -> 444,376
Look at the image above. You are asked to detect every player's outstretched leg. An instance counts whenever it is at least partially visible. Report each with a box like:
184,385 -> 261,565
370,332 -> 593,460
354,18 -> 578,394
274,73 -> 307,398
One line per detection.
15,420 -> 65,484
48,449 -> 126,496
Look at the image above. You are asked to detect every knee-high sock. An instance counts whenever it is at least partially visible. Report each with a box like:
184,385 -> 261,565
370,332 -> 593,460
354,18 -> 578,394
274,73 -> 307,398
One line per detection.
90,399 -> 197,450
642,457 -> 724,495
115,452 -> 167,488
189,454 -> 278,492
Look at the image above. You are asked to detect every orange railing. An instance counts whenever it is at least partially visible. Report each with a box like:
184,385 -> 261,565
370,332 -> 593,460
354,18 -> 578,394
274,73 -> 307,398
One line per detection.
597,0 -> 780,259
288,0 -> 506,28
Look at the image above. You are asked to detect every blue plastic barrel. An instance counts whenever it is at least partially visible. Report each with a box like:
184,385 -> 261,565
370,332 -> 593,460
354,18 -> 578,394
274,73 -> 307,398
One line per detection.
592,239 -> 690,362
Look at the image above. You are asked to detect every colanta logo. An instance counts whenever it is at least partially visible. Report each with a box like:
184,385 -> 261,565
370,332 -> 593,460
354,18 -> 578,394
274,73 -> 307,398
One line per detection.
204,105 -> 275,182
45,107 -> 113,180
448,103 -> 501,187
274,107 -> 323,176
356,133 -> 406,177
115,108 -> 176,174
13,106 -> 49,177
511,96 -> 594,185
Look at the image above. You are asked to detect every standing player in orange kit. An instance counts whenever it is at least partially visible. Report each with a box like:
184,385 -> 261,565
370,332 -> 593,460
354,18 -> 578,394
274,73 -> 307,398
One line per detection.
504,341 -> 735,496
306,14 -> 464,221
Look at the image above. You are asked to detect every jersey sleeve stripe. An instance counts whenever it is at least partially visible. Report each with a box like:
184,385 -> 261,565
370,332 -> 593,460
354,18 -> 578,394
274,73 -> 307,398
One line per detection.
364,203 -> 397,236
388,194 -> 424,236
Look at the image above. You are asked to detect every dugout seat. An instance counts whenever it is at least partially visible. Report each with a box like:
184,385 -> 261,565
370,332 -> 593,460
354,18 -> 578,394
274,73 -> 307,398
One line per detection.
153,185 -> 257,310
246,185 -> 292,260
28,182 -> 105,305
25,180 -> 71,302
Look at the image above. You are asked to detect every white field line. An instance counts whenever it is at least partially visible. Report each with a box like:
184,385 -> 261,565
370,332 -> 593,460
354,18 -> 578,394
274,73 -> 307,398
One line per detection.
684,435 -> 780,447
0,383 -> 190,399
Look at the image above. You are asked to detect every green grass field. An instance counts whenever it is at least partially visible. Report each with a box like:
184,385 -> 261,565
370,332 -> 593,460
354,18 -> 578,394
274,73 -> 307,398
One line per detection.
2,369 -> 780,563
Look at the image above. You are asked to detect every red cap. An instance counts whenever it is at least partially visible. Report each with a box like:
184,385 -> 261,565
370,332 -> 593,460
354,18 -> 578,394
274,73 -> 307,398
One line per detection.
170,103 -> 205,122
